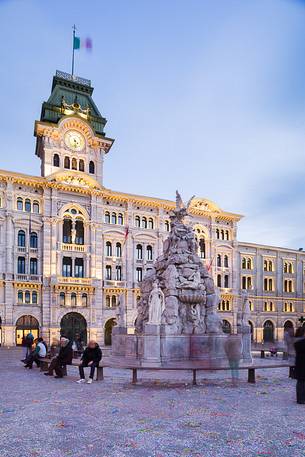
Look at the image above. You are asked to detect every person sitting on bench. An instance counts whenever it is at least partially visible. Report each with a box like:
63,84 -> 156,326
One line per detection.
24,337 -> 47,369
44,337 -> 73,379
76,340 -> 102,384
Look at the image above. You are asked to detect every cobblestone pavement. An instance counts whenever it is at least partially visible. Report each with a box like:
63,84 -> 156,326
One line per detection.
1,349 -> 305,457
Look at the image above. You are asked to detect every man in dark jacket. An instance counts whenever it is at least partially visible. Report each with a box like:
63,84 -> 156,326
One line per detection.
44,337 -> 73,379
77,340 -> 102,384
294,326 -> 305,404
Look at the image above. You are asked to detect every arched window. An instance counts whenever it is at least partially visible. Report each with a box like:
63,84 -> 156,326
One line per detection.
71,158 -> 77,170
53,154 -> 60,167
25,199 -> 31,213
18,230 -> 26,247
136,267 -> 143,282
18,290 -> 23,304
111,295 -> 117,307
216,229 -> 220,239
17,197 -> 23,211
106,241 -> 112,257
217,255 -> 221,267
116,266 -> 122,281
118,213 -> 124,225
246,258 -> 252,270
79,159 -> 85,172
62,257 -> 72,277
33,201 -> 39,214
142,217 -> 147,229
71,293 -> 77,307
224,255 -> 229,268
147,245 -> 153,261
247,277 -> 252,289
148,218 -> 154,229
135,216 -> 141,228
199,238 -> 205,259
104,211 -> 110,224
268,260 -> 273,272
75,258 -> 84,278
136,244 -> 143,260
64,156 -> 70,169
82,293 -> 88,307
111,213 -> 117,224
269,278 -> 273,291
17,257 -> 25,274
116,242 -> 122,257
217,274 -> 221,287
242,257 -> 246,269
75,219 -> 84,245
30,258 -> 37,275
165,221 -> 170,232
25,291 -> 31,304
30,232 -> 38,249
32,291 -> 37,304
221,230 -> 224,240
263,320 -> 274,343
89,161 -> 95,174
106,265 -> 112,280
225,230 -> 230,240
224,275 -> 229,288
63,218 -> 72,244
105,295 -> 110,308
59,292 -> 65,306
222,320 -> 231,334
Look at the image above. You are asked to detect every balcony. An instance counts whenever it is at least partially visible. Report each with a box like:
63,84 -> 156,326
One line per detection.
16,274 -> 42,282
103,280 -> 126,288
61,243 -> 86,253
58,276 -> 92,285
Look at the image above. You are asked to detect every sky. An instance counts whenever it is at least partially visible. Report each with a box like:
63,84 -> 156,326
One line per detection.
0,0 -> 305,249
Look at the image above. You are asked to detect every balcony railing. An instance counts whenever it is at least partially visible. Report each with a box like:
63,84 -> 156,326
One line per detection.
16,274 -> 42,282
61,243 -> 86,253
58,276 -> 91,285
58,276 -> 92,285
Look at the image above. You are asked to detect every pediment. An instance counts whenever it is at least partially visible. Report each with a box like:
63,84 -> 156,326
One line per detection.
189,198 -> 222,213
47,170 -> 102,191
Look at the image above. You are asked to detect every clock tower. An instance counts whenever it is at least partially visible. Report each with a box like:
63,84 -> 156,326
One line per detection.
34,70 -> 114,186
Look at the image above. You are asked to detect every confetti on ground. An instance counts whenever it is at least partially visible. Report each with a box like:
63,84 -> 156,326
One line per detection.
1,348 -> 305,457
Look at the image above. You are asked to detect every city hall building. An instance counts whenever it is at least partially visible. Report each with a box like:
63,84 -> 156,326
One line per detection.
0,70 -> 304,347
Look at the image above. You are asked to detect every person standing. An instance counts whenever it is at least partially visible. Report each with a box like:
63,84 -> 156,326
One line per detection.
21,332 -> 34,361
76,340 -> 102,384
224,333 -> 242,386
294,326 -> 305,404
44,337 -> 73,379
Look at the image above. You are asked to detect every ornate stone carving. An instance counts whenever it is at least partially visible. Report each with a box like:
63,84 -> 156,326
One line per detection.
135,191 -> 223,336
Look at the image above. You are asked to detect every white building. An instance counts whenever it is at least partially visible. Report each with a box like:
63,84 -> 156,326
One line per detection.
0,70 -> 304,347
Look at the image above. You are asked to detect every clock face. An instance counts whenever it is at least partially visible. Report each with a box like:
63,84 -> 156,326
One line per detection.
64,130 -> 85,151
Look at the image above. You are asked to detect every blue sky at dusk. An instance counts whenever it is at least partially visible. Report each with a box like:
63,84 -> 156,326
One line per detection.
0,0 -> 305,248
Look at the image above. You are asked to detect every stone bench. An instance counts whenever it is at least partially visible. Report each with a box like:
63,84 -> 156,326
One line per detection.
38,358 -> 105,381
108,362 -> 294,385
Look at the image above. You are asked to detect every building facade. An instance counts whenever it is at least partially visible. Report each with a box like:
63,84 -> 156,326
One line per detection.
0,70 -> 304,347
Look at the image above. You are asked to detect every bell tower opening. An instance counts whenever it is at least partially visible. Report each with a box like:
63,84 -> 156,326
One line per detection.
34,70 -> 114,186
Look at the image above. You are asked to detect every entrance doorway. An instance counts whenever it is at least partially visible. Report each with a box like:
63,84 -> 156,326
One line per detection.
15,315 -> 39,345
60,312 -> 87,346
104,318 -> 116,346
263,320 -> 274,343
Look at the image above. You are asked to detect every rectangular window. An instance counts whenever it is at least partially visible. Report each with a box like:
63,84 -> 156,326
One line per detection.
17,257 -> 25,274
62,257 -> 72,277
75,258 -> 84,278
30,258 -> 38,275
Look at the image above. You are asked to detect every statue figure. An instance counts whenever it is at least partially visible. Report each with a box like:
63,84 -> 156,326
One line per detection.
116,294 -> 126,327
164,264 -> 179,290
171,190 -> 195,222
177,269 -> 202,290
241,289 -> 251,326
148,282 -> 165,325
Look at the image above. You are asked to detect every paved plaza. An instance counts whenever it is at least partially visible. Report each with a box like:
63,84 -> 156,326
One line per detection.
0,349 -> 305,457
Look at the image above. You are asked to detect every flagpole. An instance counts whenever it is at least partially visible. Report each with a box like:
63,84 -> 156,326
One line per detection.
71,24 -> 76,76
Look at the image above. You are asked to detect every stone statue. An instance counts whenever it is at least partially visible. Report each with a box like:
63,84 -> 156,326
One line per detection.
164,264 -> 179,290
239,289 -> 252,363
148,282 -> 165,325
116,294 -> 126,327
241,290 -> 251,326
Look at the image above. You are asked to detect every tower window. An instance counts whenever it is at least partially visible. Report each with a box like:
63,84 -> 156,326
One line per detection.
18,230 -> 26,247
116,266 -> 122,281
59,292 -> 65,306
79,159 -> 84,172
104,211 -> 110,224
62,257 -> 72,277
118,213 -> 124,225
106,265 -> 112,280
75,258 -> 84,278
64,156 -> 70,169
30,232 -> 38,249
33,201 -> 39,214
53,154 -> 60,167
136,244 -> 143,260
106,241 -> 112,257
89,161 -> 95,174
25,199 -> 31,213
136,267 -> 143,282
17,257 -> 25,274
116,242 -> 122,257
17,198 -> 23,211
72,158 -> 77,170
